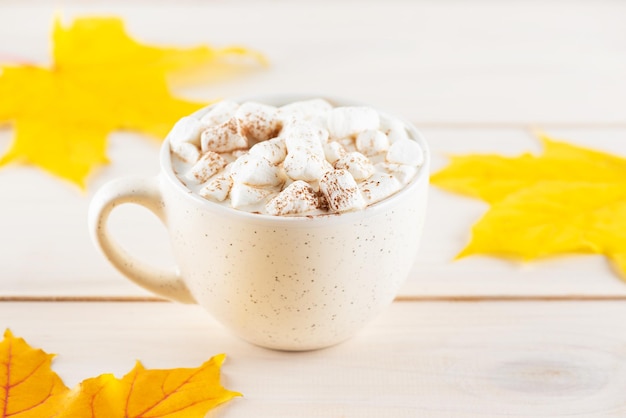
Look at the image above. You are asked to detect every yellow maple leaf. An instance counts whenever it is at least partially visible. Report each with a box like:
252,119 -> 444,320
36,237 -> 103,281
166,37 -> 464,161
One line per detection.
0,16 -> 265,188
58,355 -> 241,418
431,133 -> 626,280
0,330 -> 241,417
0,329 -> 69,417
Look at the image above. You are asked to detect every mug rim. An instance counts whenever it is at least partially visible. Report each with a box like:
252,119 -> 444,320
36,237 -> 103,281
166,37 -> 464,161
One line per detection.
160,94 -> 430,225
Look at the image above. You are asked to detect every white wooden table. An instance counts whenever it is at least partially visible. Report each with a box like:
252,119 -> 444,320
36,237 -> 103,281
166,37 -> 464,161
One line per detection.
2,1 -> 626,416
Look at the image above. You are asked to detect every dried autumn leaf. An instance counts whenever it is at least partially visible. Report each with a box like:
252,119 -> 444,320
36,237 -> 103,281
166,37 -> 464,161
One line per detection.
431,133 -> 626,280
0,330 -> 241,418
0,329 -> 69,418
0,16 -> 265,188
58,354 -> 241,418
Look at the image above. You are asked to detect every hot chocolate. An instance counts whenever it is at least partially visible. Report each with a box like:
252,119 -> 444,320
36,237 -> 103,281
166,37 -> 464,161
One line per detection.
169,98 -> 424,216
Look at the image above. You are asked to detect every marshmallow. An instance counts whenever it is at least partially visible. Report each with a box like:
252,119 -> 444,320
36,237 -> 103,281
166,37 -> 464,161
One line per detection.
230,182 -> 273,209
198,174 -> 233,202
266,180 -> 320,216
185,151 -> 227,184
168,116 -> 204,147
386,139 -> 424,166
236,102 -> 282,143
278,99 -> 333,127
387,127 -> 410,144
327,106 -> 380,139
323,141 -> 347,164
230,154 -> 285,187
380,115 -> 410,143
376,162 -> 418,185
282,121 -> 332,181
170,98 -> 424,216
339,137 -> 357,153
319,169 -> 365,213
284,150 -> 333,182
231,149 -> 249,159
355,129 -> 389,156
201,118 -> 248,153
282,121 -> 328,154
200,101 -> 239,126
249,137 -> 287,165
334,152 -> 375,181
171,141 -> 200,164
359,172 -> 402,205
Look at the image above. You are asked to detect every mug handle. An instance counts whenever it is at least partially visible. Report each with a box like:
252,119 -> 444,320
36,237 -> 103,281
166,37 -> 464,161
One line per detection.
88,176 -> 195,304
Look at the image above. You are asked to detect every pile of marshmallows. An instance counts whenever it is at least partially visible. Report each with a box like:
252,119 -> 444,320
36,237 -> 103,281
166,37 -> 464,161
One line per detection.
169,98 -> 424,216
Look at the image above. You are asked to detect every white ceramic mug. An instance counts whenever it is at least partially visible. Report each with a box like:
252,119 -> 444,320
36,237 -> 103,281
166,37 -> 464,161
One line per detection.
88,95 -> 429,350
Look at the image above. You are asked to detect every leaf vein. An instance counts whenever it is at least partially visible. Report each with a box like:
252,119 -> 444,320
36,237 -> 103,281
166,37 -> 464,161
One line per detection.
6,386 -> 54,417
133,364 -> 209,417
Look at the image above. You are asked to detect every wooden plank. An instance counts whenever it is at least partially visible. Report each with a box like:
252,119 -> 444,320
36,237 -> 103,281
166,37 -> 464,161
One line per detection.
3,128 -> 626,298
0,1 -> 624,124
2,300 -> 626,416
1,0 -> 625,298
404,127 -> 626,297
0,133 -> 163,298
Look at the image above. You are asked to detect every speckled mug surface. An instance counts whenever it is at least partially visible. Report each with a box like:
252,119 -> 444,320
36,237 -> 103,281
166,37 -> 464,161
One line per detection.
88,94 -> 430,351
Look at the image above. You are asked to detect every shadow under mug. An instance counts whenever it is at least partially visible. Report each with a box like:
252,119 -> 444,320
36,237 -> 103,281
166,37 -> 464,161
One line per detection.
88,94 -> 430,351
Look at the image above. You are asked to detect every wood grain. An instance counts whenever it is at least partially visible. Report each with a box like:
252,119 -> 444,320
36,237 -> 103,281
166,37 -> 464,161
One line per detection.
2,300 -> 626,417
1,1 -> 626,299
3,127 -> 626,299
1,2 -> 625,415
